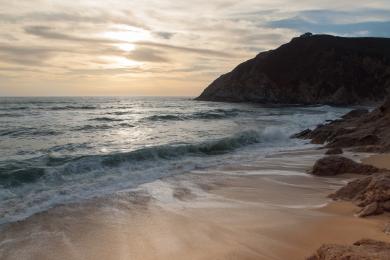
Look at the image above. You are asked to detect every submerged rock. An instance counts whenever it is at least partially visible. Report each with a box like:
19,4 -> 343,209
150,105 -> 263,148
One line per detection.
341,109 -> 369,120
196,34 -> 390,105
291,128 -> 312,139
310,156 -> 380,176
307,239 -> 390,260
325,148 -> 343,155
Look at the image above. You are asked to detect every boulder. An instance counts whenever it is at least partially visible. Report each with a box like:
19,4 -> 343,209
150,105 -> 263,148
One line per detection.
382,201 -> 390,211
357,202 -> 382,217
379,98 -> 390,113
325,148 -> 343,155
384,223 -> 390,235
307,239 -> 390,260
327,134 -> 380,148
310,156 -> 380,176
329,176 -> 372,201
330,172 -> 390,217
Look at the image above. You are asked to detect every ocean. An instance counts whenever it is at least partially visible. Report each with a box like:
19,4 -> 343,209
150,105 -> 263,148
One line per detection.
0,96 -> 352,225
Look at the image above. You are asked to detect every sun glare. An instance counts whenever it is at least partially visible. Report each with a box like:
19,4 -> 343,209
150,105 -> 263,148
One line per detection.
102,56 -> 141,68
117,43 -> 136,52
100,25 -> 147,68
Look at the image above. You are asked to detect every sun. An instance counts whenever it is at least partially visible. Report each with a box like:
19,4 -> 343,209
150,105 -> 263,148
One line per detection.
101,25 -> 149,68
117,43 -> 136,52
102,56 -> 141,69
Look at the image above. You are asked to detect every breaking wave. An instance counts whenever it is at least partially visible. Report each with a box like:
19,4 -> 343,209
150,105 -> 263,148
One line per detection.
0,129 -> 284,188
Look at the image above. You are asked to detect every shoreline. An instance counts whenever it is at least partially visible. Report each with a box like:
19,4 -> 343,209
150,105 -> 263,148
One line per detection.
1,149 -> 389,259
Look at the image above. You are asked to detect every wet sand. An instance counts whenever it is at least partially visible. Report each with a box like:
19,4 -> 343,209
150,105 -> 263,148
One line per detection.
0,149 -> 389,260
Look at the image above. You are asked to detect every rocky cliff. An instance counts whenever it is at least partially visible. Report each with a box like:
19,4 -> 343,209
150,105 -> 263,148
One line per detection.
196,34 -> 390,105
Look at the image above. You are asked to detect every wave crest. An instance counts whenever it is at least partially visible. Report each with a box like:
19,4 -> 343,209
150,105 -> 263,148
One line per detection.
89,117 -> 124,122
0,130 -> 267,187
0,128 -> 61,137
145,108 -> 243,122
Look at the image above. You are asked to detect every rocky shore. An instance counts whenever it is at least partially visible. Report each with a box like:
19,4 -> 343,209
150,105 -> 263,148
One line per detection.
293,98 -> 390,259
308,239 -> 390,260
293,98 -> 390,152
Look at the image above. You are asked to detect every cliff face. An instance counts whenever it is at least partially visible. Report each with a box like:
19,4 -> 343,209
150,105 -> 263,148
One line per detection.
196,34 -> 390,105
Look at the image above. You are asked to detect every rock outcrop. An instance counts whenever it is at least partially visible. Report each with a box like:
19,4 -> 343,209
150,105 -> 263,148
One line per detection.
309,155 -> 389,217
310,156 -> 380,176
307,239 -> 390,260
303,99 -> 390,257
196,34 -> 390,105
330,172 -> 390,217
294,97 -> 390,152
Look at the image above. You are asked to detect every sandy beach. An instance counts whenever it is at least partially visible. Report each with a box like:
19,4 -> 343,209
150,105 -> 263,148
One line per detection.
0,149 -> 389,260
363,153 -> 390,170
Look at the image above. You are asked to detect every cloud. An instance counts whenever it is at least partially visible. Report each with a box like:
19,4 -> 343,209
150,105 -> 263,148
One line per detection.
297,8 -> 390,24
128,47 -> 170,63
0,44 -> 65,65
66,67 -> 145,76
1,0 -> 390,96
269,17 -> 390,37
0,33 -> 18,41
266,8 -> 390,37
154,31 -> 175,39
24,25 -> 118,43
136,41 -> 233,57
0,10 -> 146,28
0,66 -> 42,73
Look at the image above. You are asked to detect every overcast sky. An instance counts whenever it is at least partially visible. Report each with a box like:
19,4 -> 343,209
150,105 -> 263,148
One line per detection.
1,0 -> 390,96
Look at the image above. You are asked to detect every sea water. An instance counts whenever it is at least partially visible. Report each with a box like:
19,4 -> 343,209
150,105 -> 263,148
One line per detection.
0,96 -> 352,224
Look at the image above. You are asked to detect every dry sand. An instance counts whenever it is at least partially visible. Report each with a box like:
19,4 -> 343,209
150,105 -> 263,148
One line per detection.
0,150 -> 389,260
362,153 -> 390,170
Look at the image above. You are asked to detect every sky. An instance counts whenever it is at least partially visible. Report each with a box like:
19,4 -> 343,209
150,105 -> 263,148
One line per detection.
0,0 -> 390,96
